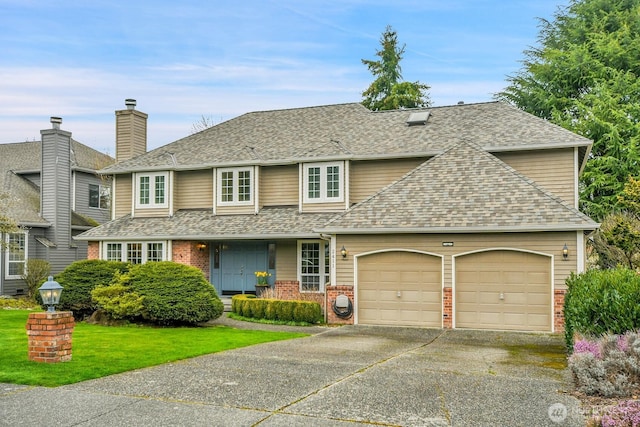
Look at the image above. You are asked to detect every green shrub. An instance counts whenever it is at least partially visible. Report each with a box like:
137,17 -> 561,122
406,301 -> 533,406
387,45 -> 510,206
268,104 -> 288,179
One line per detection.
108,261 -> 223,325
55,260 -> 131,319
231,295 -> 322,323
564,268 -> 640,349
91,283 -> 145,319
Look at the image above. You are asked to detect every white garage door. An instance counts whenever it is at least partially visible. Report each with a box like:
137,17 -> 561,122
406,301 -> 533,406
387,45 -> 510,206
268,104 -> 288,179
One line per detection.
357,251 -> 442,327
455,250 -> 551,331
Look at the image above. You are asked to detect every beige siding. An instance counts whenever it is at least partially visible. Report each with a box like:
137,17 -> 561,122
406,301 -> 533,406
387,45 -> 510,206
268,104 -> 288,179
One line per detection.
275,240 -> 297,280
215,205 -> 256,215
350,158 -> 427,204
134,208 -> 171,217
114,174 -> 132,218
302,202 -> 344,212
497,149 -> 575,204
261,165 -> 298,207
175,170 -> 213,209
337,232 -> 578,290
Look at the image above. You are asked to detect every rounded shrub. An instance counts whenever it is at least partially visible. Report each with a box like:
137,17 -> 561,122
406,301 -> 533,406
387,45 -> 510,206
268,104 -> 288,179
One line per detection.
564,268 -> 640,349
110,261 -> 223,325
55,259 -> 131,319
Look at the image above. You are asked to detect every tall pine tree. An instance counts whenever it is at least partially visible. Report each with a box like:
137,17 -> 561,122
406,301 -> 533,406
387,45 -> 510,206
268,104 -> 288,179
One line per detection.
496,0 -> 640,220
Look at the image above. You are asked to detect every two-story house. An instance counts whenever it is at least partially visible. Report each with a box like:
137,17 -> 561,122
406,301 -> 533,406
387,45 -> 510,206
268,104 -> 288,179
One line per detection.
0,117 -> 114,295
77,99 -> 598,332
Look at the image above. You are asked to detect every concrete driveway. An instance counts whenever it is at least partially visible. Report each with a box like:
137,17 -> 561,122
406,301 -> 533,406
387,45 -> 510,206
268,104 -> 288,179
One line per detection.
0,324 -> 583,426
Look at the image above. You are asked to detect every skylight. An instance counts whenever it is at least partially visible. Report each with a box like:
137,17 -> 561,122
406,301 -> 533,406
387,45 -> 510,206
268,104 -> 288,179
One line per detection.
406,111 -> 430,126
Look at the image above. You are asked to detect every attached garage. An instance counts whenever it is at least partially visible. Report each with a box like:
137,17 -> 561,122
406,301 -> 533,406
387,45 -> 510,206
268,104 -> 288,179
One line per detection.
357,251 -> 442,327
454,250 -> 552,332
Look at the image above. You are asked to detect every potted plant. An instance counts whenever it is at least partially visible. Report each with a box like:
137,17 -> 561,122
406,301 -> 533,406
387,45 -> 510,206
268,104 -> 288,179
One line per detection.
254,271 -> 271,297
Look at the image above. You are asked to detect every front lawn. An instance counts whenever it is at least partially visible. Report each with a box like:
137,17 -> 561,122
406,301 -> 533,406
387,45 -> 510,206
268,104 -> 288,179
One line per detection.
0,310 -> 307,387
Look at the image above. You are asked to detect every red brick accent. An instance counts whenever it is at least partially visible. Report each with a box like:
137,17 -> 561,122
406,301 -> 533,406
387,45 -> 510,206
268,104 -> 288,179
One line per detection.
554,289 -> 566,333
326,286 -> 354,325
172,241 -> 210,281
443,287 -> 452,328
26,312 -> 74,363
274,281 -> 301,300
87,241 -> 99,260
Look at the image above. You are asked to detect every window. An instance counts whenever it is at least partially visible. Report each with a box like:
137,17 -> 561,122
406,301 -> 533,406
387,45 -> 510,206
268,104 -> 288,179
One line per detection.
89,184 -> 110,209
303,162 -> 343,203
104,242 -> 165,263
6,232 -> 27,278
299,240 -> 329,292
217,168 -> 253,205
136,172 -> 168,208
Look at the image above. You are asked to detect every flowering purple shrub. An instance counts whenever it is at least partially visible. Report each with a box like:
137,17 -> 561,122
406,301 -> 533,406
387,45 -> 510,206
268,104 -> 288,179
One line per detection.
570,332 -> 640,397
599,400 -> 640,427
575,338 -> 602,359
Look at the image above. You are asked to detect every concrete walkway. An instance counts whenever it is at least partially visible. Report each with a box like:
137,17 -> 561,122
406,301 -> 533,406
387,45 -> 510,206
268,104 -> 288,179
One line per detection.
0,320 -> 584,426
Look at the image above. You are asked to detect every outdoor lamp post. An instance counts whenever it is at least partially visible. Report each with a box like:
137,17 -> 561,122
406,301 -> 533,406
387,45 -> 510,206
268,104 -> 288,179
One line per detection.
38,276 -> 63,312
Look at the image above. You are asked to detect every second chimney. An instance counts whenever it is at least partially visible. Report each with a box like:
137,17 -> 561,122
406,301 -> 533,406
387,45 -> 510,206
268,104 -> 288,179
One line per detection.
115,99 -> 148,162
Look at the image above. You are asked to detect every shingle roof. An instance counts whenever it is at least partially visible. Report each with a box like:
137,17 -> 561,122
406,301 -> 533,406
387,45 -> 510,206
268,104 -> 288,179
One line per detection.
102,101 -> 592,174
75,207 -> 338,240
318,140 -> 599,233
0,140 -> 113,172
0,139 -> 114,227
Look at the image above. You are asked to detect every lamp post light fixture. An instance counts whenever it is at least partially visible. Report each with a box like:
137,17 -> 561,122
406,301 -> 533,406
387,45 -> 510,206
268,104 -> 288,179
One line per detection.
562,243 -> 569,261
38,276 -> 63,312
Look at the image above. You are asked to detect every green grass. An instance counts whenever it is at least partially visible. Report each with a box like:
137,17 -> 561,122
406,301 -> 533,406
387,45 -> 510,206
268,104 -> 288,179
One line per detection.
0,310 -> 307,387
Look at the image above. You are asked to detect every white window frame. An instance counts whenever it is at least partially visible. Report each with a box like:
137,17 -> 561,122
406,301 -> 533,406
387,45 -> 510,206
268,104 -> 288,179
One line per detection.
297,240 -> 330,293
302,162 -> 344,203
103,241 -> 167,264
89,183 -> 111,210
5,231 -> 28,279
135,172 -> 169,209
216,167 -> 254,206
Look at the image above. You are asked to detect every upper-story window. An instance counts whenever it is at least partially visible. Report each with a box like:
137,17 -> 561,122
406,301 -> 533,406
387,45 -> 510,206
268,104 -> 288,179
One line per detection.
89,184 -> 110,209
5,231 -> 27,279
217,167 -> 253,206
135,172 -> 168,209
303,162 -> 343,203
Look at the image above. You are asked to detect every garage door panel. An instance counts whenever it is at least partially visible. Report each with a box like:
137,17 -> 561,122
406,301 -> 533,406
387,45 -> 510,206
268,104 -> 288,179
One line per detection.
455,250 -> 551,332
358,251 -> 441,327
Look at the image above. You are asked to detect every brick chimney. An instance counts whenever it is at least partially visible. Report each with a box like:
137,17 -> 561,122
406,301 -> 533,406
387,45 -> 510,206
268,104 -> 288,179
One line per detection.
115,99 -> 148,162
40,117 -> 72,254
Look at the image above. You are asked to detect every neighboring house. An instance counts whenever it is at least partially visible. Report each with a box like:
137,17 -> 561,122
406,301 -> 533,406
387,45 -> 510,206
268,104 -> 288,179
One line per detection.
0,117 -> 114,295
77,99 -> 598,332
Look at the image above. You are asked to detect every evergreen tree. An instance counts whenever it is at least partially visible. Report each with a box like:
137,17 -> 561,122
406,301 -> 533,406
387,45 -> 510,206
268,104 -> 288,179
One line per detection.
362,26 -> 431,111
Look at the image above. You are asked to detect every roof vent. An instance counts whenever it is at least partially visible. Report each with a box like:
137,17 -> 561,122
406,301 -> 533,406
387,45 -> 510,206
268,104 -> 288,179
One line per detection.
50,116 -> 62,129
457,101 -> 464,105
406,111 -> 430,126
125,99 -> 137,110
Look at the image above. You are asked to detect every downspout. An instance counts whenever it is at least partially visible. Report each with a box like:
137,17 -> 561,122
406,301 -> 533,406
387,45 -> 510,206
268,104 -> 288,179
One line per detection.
320,233 -> 334,324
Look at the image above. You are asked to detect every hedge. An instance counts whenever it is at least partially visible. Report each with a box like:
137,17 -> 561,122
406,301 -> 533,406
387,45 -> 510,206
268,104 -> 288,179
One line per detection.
564,268 -> 640,350
231,295 -> 322,324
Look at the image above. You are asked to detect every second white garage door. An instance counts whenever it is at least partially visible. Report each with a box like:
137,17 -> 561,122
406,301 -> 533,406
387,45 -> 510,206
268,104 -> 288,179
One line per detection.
357,251 -> 442,327
455,250 -> 552,331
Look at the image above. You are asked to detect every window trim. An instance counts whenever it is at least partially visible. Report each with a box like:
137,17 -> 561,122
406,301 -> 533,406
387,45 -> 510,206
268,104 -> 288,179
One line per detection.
5,231 -> 28,280
297,239 -> 330,293
302,162 -> 344,203
216,167 -> 254,206
135,172 -> 169,209
104,241 -> 167,264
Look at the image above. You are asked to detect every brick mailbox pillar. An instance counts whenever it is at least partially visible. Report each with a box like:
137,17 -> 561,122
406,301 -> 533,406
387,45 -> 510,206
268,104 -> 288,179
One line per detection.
26,311 -> 75,363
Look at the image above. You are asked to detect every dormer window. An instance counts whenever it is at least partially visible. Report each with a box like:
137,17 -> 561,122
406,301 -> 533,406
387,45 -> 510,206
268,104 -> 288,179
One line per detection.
217,167 -> 253,206
303,162 -> 344,203
135,172 -> 168,209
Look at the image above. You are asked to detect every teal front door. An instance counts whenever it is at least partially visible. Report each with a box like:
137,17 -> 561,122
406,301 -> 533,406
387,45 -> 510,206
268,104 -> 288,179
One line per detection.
218,241 -> 268,295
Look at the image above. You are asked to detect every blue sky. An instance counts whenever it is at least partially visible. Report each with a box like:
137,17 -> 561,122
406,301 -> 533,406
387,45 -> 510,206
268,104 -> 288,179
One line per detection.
0,0 -> 565,153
